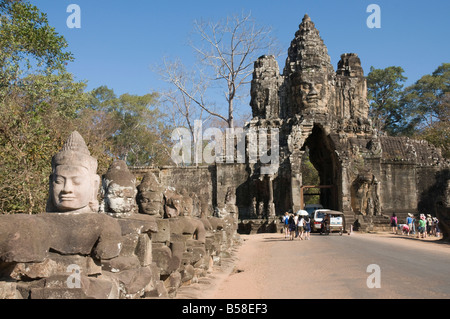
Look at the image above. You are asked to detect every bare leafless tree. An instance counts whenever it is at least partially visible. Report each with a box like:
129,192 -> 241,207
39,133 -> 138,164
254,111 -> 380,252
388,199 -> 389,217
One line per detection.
159,57 -> 213,138
159,11 -> 280,129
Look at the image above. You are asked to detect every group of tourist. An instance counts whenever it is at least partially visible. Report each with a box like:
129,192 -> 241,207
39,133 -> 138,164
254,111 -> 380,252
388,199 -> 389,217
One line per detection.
390,212 -> 441,238
282,211 -> 311,240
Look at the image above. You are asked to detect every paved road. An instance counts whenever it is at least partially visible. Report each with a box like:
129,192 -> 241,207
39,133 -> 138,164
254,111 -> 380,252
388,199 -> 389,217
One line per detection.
208,232 -> 450,299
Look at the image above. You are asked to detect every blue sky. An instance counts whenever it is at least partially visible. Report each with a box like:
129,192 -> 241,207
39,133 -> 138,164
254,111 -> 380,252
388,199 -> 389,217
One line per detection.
31,0 -> 449,103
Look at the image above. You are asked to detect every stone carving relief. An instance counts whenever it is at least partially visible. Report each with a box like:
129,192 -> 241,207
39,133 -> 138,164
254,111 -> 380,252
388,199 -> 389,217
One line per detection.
351,172 -> 381,217
250,55 -> 282,119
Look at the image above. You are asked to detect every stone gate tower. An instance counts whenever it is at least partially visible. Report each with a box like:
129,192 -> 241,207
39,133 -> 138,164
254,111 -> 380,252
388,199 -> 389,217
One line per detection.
243,14 -> 449,231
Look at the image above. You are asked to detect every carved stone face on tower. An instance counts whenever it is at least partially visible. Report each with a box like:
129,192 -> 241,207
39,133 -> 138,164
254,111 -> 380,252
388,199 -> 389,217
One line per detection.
283,14 -> 335,115
291,72 -> 331,113
298,77 -> 324,109
250,87 -> 268,117
250,55 -> 282,119
47,131 -> 100,213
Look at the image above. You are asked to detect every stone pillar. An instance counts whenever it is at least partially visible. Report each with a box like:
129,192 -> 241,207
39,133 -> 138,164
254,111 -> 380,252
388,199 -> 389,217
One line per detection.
267,175 -> 276,218
291,172 -> 302,213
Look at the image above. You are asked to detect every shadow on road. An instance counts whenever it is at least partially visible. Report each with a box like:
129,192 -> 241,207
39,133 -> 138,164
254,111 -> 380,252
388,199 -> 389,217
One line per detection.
383,234 -> 450,246
256,232 -> 450,247
262,236 -> 292,242
261,232 -> 343,242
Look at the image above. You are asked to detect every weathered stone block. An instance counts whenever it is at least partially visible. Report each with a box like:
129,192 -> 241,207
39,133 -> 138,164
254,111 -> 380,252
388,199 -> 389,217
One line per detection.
191,247 -> 206,264
43,274 -> 73,289
205,237 -> 215,254
144,280 -> 167,298
180,264 -> 195,283
152,219 -> 170,243
135,234 -> 152,266
116,233 -> 139,257
116,214 -> 158,236
47,253 -> 102,276
15,279 -> 45,299
81,275 -> 120,299
152,245 -> 175,275
39,213 -> 123,260
101,256 -> 141,273
169,217 -> 206,244
110,266 -> 153,296
30,287 -> 89,299
0,215 -> 51,263
164,271 -> 181,296
0,282 -> 19,299
9,259 -> 57,280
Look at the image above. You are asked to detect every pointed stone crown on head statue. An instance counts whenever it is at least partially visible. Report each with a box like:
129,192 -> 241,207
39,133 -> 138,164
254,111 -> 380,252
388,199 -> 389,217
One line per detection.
51,131 -> 98,174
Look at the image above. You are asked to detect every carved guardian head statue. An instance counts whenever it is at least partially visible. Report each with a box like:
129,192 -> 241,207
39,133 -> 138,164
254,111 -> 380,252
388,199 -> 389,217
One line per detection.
102,160 -> 137,217
46,131 -> 100,213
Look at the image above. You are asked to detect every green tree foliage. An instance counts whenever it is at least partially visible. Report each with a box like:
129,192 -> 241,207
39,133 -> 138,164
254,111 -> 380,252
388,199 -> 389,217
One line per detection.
0,0 -> 84,214
86,86 -> 173,167
0,0 -> 72,99
301,149 -> 320,205
0,72 -> 88,214
367,63 -> 449,158
401,63 -> 450,157
366,66 -> 408,135
0,1 -> 174,214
